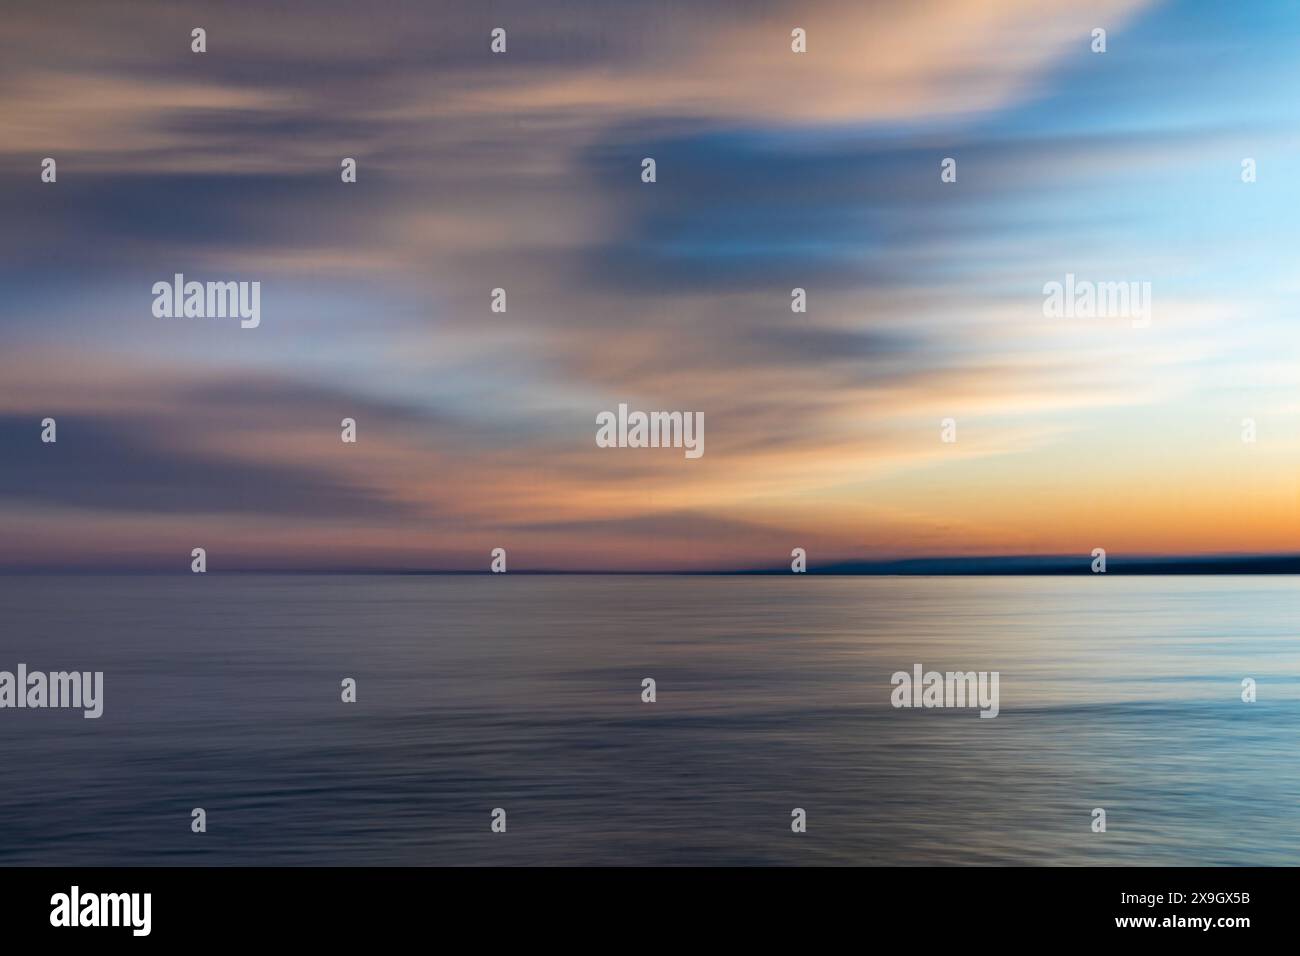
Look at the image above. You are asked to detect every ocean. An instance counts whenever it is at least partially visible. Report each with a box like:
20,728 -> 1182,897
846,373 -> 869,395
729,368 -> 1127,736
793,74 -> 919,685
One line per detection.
0,574 -> 1295,865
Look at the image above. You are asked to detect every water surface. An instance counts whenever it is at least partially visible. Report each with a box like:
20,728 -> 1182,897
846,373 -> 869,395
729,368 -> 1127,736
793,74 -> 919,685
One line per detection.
0,575 -> 1295,865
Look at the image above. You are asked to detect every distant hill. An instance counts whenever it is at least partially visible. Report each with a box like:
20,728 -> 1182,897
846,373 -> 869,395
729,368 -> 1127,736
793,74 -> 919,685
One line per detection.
739,554 -> 1300,575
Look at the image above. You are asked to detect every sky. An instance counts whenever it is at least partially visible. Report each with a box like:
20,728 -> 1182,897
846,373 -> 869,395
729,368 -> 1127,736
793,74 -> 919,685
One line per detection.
1,0 -> 1298,571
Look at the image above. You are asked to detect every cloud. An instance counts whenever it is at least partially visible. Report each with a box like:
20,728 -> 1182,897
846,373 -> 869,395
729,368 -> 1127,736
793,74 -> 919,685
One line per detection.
0,0 -> 1153,172
5,0 -> 1300,570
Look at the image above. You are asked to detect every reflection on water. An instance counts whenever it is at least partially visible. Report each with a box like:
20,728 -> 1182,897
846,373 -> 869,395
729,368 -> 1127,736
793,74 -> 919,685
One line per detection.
0,575 -> 1296,865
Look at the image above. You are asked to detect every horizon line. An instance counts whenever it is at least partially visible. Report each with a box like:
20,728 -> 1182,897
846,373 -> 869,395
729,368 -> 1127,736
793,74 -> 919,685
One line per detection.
5,552 -> 1300,576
